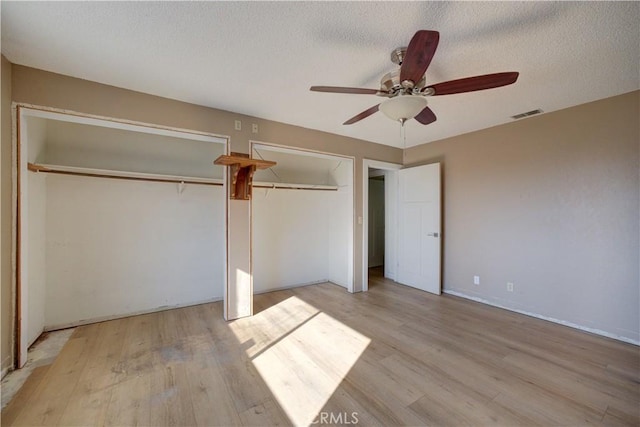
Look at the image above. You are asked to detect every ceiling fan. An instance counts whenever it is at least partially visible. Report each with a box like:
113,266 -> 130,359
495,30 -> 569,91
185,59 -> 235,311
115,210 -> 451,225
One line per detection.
310,30 -> 519,126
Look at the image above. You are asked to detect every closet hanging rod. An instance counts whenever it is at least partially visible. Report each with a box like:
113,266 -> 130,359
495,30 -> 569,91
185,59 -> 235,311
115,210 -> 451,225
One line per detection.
27,163 -> 339,191
27,163 -> 223,186
253,184 -> 337,191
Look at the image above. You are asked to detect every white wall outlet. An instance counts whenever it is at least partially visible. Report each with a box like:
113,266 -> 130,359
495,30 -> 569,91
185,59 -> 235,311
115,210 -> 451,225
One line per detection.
473,276 -> 480,285
252,123 -> 258,133
234,120 -> 242,131
507,282 -> 514,292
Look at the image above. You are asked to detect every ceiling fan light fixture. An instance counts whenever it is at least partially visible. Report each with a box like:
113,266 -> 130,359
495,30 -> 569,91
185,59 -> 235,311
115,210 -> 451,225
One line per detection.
379,95 -> 428,122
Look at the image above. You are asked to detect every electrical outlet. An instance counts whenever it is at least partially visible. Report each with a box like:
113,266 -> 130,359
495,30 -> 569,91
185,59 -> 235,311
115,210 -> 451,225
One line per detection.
473,276 -> 480,285
252,123 -> 258,133
507,282 -> 514,292
234,120 -> 242,131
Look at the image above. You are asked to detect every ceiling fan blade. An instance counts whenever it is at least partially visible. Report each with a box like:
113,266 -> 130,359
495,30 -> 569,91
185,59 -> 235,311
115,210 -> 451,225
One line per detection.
343,104 -> 380,125
427,72 -> 519,96
414,106 -> 437,125
310,86 -> 380,95
399,30 -> 440,85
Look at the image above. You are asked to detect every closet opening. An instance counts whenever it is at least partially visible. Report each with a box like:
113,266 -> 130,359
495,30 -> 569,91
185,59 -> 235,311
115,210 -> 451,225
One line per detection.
15,105 -> 228,367
250,142 -> 355,295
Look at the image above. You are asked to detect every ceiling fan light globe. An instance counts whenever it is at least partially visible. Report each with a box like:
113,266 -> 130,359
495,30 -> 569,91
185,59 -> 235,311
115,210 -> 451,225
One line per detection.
379,95 -> 428,122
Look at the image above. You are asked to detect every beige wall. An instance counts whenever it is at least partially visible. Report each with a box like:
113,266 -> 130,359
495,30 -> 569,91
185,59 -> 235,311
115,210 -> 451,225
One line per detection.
8,63 -> 401,315
4,60 -> 637,366
405,91 -> 640,343
1,55 -> 13,374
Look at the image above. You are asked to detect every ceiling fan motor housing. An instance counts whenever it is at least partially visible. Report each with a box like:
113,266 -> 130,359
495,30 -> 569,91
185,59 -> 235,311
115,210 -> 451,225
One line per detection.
380,69 -> 426,97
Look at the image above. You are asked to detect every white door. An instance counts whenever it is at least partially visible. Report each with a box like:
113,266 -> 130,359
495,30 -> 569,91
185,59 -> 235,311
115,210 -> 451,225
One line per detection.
397,163 -> 441,294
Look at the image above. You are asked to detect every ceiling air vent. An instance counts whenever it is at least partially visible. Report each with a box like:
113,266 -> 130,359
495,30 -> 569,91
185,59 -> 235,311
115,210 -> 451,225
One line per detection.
511,109 -> 543,120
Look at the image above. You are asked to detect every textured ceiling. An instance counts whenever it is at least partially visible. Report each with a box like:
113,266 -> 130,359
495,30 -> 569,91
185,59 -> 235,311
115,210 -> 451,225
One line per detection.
2,2 -> 639,148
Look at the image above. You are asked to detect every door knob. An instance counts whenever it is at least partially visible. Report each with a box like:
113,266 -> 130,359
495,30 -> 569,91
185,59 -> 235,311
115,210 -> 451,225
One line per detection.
427,232 -> 439,237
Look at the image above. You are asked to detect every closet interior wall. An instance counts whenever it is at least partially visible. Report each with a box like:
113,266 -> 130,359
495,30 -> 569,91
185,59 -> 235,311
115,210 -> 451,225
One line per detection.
252,146 -> 353,294
22,112 -> 227,338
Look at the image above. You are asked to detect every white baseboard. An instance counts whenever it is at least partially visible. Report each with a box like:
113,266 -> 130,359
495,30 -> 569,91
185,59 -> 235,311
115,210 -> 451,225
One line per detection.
443,289 -> 640,346
43,297 -> 223,332
253,279 -> 330,295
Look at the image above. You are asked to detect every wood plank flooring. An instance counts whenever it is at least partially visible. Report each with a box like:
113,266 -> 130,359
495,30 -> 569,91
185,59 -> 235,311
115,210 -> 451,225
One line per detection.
2,270 -> 639,426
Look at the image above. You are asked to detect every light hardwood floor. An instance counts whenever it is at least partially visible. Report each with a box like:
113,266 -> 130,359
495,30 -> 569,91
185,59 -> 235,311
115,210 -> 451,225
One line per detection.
2,269 -> 639,426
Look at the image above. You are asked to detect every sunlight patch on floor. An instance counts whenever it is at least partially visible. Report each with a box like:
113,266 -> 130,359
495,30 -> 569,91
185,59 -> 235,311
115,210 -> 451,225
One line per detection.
231,296 -> 370,426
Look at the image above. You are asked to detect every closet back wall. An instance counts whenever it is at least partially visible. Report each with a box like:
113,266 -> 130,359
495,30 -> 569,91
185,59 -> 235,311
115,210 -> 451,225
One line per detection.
23,113 -> 226,332
251,148 -> 353,293
253,189 -> 332,293
44,175 -> 224,329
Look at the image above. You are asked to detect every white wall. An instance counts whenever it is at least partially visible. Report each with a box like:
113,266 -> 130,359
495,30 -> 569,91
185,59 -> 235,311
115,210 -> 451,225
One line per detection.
26,173 -> 46,345
44,119 -> 225,179
44,174 -> 225,329
227,199 -> 252,320
384,170 -> 399,281
252,157 -> 353,293
26,117 -> 47,346
252,189 -> 331,293
19,112 -> 227,336
327,160 -> 353,288
327,190 -> 353,288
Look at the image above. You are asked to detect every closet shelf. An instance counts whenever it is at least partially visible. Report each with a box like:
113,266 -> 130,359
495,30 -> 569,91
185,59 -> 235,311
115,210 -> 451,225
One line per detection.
214,153 -> 277,200
27,163 -> 223,186
213,154 -> 276,170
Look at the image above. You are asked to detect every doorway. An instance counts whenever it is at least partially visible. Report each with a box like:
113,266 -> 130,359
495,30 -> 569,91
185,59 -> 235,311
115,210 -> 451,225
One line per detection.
368,172 -> 385,271
362,159 -> 401,291
362,159 -> 442,294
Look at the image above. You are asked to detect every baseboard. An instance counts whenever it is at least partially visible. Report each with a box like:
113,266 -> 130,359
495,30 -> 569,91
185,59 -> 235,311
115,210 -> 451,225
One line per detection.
27,327 -> 45,349
43,297 -> 223,332
253,279 -> 330,295
1,355 -> 13,379
443,289 -> 640,346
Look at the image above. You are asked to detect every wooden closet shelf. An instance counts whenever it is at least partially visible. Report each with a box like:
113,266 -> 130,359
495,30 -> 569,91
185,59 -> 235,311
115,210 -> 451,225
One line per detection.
213,155 -> 276,170
214,153 -> 277,200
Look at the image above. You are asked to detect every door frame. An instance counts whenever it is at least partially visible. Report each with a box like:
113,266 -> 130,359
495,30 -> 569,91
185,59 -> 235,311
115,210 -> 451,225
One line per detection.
362,159 -> 402,292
